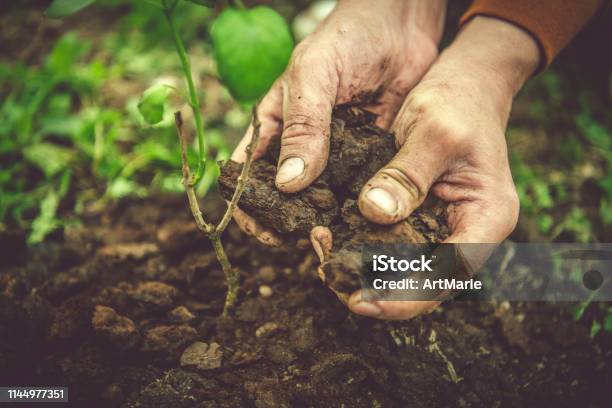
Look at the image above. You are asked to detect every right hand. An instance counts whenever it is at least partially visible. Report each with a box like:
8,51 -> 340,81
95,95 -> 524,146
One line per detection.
313,16 -> 540,320
231,0 -> 447,245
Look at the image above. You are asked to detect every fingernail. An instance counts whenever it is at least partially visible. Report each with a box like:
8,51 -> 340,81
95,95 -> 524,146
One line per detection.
365,188 -> 398,214
352,301 -> 383,317
276,157 -> 305,184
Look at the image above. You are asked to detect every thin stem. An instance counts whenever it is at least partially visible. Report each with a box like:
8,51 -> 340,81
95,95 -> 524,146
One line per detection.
216,103 -> 261,233
175,110 -> 246,316
161,0 -> 179,13
210,234 -> 240,315
165,9 -> 207,184
174,112 -> 214,234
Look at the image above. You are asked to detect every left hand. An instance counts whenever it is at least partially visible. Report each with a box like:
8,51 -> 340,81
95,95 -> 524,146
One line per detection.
231,0 -> 447,246
312,16 -> 541,320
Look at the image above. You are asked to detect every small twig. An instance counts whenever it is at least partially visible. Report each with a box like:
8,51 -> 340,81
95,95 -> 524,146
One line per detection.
216,103 -> 261,234
211,103 -> 260,315
211,235 -> 238,315
174,111 -> 214,234
428,329 -> 462,384
174,106 -> 262,316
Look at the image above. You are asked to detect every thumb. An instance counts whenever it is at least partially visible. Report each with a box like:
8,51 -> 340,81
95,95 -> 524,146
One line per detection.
358,129 -> 450,224
275,57 -> 338,193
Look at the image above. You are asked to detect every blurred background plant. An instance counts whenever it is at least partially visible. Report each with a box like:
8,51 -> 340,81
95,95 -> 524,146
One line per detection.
509,68 -> 611,244
0,0 -> 297,244
0,0 -> 610,246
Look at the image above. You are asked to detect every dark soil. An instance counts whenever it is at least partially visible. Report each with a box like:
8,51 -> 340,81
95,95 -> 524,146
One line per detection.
219,106 -> 450,294
1,195 -> 610,407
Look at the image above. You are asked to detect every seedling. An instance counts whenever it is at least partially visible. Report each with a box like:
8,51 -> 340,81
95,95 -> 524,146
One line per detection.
44,0 -> 294,315
174,108 -> 260,314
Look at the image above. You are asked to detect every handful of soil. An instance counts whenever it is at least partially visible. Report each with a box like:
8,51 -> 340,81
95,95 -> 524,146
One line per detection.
219,106 -> 450,297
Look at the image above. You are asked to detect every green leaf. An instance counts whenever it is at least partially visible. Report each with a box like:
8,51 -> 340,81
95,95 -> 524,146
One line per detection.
153,173 -> 184,193
601,199 -> 612,226
137,84 -> 172,125
45,0 -> 96,18
57,170 -> 72,197
599,173 -> 612,198
211,6 -> 293,103
107,178 -> 147,199
38,115 -> 84,138
532,182 -> 553,209
45,33 -> 91,77
570,302 -> 589,321
575,112 -> 611,150
590,320 -> 602,338
23,143 -> 75,177
561,207 -> 593,243
185,0 -> 215,7
28,189 -> 60,244
604,314 -> 612,332
537,213 -> 554,234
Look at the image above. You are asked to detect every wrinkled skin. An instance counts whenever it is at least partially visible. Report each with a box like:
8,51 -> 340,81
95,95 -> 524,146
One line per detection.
231,1 -> 540,320
231,0 -> 445,176
232,0 -> 445,234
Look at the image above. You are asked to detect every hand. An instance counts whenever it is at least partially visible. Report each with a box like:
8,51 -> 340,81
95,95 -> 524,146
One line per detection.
325,16 -> 541,319
232,0 -> 447,244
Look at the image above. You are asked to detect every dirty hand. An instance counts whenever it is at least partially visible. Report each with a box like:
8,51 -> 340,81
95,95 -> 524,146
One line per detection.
313,17 -> 541,319
231,0 -> 447,245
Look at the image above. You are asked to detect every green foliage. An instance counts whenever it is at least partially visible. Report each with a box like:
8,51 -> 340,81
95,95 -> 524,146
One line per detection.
4,0 -> 278,243
185,0 -> 215,6
575,111 -> 611,151
211,6 -> 293,103
0,24 -> 230,242
510,69 -> 611,242
29,171 -> 71,244
45,0 -> 96,18
537,214 -> 554,234
138,84 -> 172,125
1,34 -> 97,240
590,320 -> 602,338
571,302 -> 587,321
600,199 -> 612,226
604,314 -> 612,332
559,207 -> 593,243
23,143 -> 75,178
571,302 -> 612,339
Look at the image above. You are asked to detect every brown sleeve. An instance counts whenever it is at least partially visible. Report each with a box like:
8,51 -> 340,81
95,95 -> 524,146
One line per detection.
459,0 -> 605,69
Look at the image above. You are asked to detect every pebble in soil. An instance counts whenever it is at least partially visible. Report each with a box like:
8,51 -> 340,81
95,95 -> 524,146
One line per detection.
92,305 -> 140,350
179,341 -> 223,370
0,195 -> 607,407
